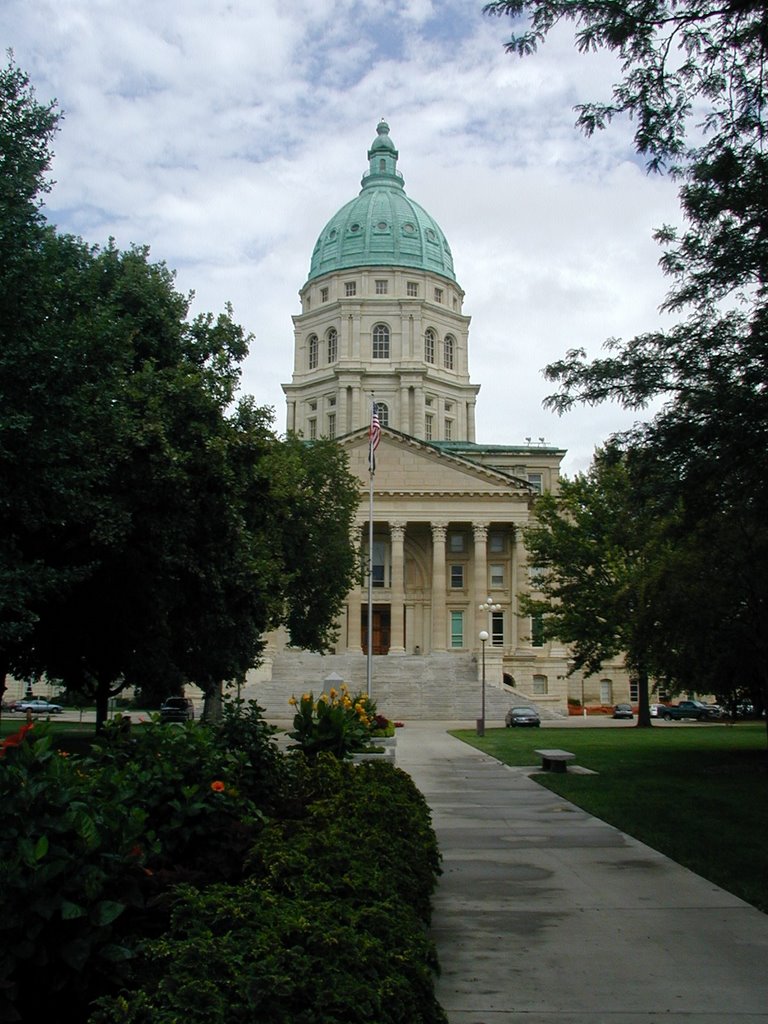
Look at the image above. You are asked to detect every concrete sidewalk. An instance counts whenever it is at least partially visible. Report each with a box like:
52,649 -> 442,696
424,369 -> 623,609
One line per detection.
395,721 -> 768,1024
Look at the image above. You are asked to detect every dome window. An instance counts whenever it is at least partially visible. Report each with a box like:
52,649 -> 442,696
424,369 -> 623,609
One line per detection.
444,334 -> 455,370
329,229 -> 337,240
426,228 -> 436,242
403,222 -> 415,234
372,324 -> 390,360
350,223 -> 361,233
376,221 -> 388,231
424,328 -> 436,364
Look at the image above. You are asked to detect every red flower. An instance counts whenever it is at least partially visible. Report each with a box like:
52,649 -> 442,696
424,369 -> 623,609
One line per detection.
0,723 -> 35,758
210,780 -> 225,793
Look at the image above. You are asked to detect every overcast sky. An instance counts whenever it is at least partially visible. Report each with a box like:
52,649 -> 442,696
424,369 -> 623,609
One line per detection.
5,0 -> 681,475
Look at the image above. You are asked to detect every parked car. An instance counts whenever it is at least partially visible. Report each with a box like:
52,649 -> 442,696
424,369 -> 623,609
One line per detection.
11,699 -> 63,715
505,705 -> 540,728
612,703 -> 634,719
649,703 -> 666,718
159,697 -> 195,723
658,700 -> 721,721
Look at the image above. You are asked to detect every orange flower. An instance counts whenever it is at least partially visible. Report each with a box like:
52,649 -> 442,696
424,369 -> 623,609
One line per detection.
210,780 -> 226,793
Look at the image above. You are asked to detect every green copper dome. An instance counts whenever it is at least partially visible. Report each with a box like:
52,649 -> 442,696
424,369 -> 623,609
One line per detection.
306,121 -> 456,284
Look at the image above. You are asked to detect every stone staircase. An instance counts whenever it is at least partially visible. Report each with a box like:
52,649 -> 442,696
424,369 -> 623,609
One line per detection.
246,651 -> 566,722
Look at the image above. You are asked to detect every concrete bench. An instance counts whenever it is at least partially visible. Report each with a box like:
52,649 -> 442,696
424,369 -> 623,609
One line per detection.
535,748 -> 576,773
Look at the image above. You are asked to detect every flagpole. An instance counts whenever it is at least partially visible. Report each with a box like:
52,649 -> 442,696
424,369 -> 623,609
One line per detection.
367,461 -> 374,699
366,396 -> 380,700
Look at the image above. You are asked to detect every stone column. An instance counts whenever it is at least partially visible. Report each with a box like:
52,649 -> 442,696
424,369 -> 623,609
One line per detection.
473,522 -> 489,641
431,522 -> 447,651
347,523 -> 364,652
388,522 -> 406,655
513,524 -> 525,649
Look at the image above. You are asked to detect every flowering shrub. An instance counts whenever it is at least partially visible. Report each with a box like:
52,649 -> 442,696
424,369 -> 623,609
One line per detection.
1,703 -> 445,1024
287,685 -> 377,761
0,701 -> 284,1023
90,758 -> 446,1024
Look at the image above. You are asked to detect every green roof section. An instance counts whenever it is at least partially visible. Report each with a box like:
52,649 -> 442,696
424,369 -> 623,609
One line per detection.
306,121 -> 457,284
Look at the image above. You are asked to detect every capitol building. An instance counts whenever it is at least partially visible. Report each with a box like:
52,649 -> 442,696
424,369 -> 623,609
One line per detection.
249,121 -> 630,720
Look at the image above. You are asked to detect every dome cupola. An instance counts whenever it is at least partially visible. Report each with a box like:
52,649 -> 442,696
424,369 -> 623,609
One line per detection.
306,121 -> 456,284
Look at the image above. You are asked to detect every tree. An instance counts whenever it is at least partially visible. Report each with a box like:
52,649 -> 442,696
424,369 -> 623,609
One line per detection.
485,1 -> 768,732
522,447 -> 686,725
0,58 -> 360,726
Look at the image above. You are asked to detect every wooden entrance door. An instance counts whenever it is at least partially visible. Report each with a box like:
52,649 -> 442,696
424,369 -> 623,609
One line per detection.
361,605 -> 390,655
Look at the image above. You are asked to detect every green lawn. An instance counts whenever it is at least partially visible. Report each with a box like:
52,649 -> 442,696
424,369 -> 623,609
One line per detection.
451,723 -> 768,914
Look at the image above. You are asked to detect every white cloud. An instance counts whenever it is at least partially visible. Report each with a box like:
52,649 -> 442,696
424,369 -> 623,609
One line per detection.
3,0 -> 681,475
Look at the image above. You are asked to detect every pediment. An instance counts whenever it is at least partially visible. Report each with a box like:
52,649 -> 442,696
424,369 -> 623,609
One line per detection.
339,428 -> 531,497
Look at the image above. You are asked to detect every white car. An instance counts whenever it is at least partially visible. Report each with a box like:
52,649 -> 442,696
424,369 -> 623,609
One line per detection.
13,699 -> 63,714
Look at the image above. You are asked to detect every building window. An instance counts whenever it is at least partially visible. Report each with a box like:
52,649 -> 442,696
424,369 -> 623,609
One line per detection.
308,335 -> 318,369
375,279 -> 388,294
372,539 -> 386,587
425,414 -> 433,440
434,287 -> 443,303
491,611 -> 504,647
450,564 -> 464,589
308,418 -> 317,440
375,401 -> 389,427
445,419 -> 453,440
309,400 -> 317,411
444,334 -> 455,370
372,323 -> 390,359
407,281 -> 419,297
528,473 -> 543,494
321,287 -> 329,302
345,281 -> 356,297
600,679 -> 613,705
531,614 -> 544,647
449,532 -> 465,553
489,532 -> 505,553
327,328 -> 337,363
424,328 -> 436,363
532,674 -> 548,694
490,564 -> 504,588
450,611 -> 464,648
327,395 -> 336,407
327,413 -> 336,439
630,678 -> 639,702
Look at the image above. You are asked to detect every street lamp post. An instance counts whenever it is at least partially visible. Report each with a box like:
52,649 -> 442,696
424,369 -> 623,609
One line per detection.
477,629 -> 489,736
477,597 -> 501,736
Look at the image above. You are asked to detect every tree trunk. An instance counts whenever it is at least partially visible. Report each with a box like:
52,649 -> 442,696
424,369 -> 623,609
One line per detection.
95,677 -> 110,732
635,660 -> 653,728
202,681 -> 223,724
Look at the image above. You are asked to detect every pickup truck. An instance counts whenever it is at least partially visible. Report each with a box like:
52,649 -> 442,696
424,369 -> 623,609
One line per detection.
658,700 -> 721,722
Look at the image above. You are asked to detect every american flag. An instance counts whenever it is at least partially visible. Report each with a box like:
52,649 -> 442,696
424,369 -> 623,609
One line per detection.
368,404 -> 381,474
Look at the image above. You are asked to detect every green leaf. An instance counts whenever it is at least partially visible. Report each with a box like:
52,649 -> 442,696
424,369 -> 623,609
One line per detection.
33,835 -> 48,861
90,900 -> 125,927
60,900 -> 86,920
